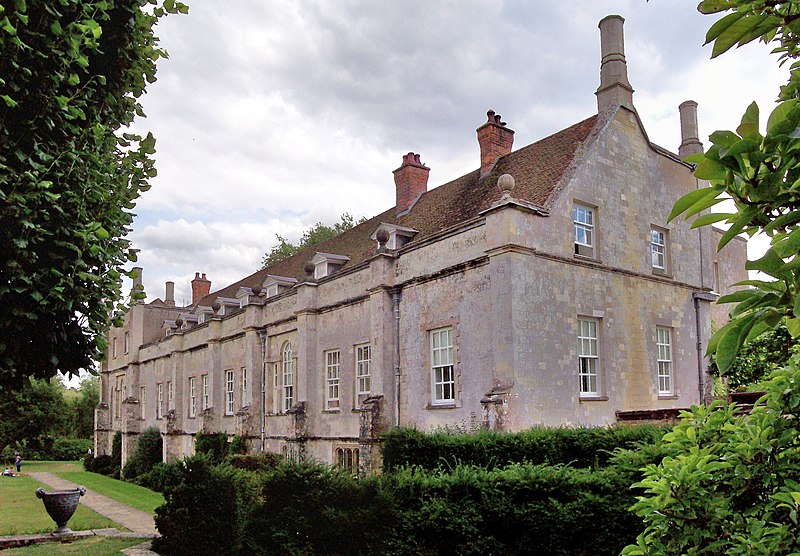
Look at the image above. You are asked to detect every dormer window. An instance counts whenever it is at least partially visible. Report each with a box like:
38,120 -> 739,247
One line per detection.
310,252 -> 350,280
195,306 -> 214,325
371,223 -> 418,250
262,275 -> 297,298
236,287 -> 253,308
215,297 -> 240,316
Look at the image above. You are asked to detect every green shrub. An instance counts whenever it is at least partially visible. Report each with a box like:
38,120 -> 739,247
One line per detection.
124,427 -> 163,479
623,360 -> 800,555
243,461 -> 395,555
110,430 -> 122,477
194,431 -> 229,464
152,455 -> 257,556
382,425 -> 668,472
229,434 -> 248,455
86,453 -> 115,475
385,463 -> 640,556
227,452 -> 283,473
134,462 -> 185,493
48,436 -> 92,460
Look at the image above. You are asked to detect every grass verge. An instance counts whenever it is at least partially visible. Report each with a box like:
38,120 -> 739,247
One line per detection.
0,475 -> 118,536
56,471 -> 164,514
2,536 -> 150,555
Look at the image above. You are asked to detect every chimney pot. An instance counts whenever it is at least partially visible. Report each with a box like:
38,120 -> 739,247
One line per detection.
678,100 -> 704,158
394,152 -> 430,216
596,14 -> 634,112
477,109 -> 515,176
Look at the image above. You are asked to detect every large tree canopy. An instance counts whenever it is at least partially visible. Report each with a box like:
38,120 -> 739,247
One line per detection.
669,0 -> 800,372
625,2 -> 800,553
0,0 -> 186,390
261,213 -> 367,268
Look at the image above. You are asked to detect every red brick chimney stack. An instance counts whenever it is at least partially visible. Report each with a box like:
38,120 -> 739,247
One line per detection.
477,110 -> 514,176
394,152 -> 430,216
191,272 -> 211,304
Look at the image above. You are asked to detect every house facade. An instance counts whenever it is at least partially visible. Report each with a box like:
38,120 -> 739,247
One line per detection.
97,15 -> 748,472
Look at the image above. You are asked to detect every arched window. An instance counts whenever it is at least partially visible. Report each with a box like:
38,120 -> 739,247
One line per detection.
282,342 -> 293,412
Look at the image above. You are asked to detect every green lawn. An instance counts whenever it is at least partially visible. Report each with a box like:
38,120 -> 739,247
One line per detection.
21,461 -> 84,474
0,475 -> 118,536
2,536 -> 150,555
55,472 -> 164,514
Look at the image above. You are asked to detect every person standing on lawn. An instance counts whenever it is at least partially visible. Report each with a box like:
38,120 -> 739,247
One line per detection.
15,454 -> 21,474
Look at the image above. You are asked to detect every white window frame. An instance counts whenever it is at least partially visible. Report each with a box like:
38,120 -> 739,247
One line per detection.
140,386 -> 146,419
188,377 -> 196,418
272,362 -> 281,414
578,318 -> 600,396
124,331 -> 130,354
225,369 -> 234,415
657,327 -> 673,395
157,382 -> 164,419
355,344 -> 371,407
651,227 -> 667,271
573,203 -> 595,258
325,350 -> 341,410
167,380 -> 174,411
241,366 -> 248,407
282,342 -> 294,412
202,374 -> 209,410
430,327 -> 455,405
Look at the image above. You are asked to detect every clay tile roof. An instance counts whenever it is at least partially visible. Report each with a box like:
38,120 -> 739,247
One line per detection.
196,114 -> 601,307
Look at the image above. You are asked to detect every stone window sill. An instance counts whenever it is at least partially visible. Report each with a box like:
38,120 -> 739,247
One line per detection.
658,394 -> 679,400
579,395 -> 608,402
426,403 -> 458,410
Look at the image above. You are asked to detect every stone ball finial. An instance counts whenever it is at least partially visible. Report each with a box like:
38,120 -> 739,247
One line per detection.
212,300 -> 221,311
251,284 -> 263,296
498,173 -> 515,194
175,318 -> 184,328
304,261 -> 315,277
376,229 -> 390,246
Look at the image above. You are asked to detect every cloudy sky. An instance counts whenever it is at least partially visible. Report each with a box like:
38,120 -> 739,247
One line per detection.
126,0 -> 786,305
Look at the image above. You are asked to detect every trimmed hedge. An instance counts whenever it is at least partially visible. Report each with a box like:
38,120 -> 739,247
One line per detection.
152,457 -> 653,555
153,456 -> 257,556
381,425 -> 669,471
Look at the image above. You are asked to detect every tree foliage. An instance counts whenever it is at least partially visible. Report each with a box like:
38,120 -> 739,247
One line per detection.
670,0 -> 800,373
623,364 -> 800,555
710,324 -> 798,388
0,0 -> 186,390
261,213 -> 366,268
627,2 -> 800,552
0,374 -> 99,457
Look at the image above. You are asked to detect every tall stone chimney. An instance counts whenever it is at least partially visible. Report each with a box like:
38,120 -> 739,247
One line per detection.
678,100 -> 704,158
477,110 -> 514,176
165,281 -> 175,307
596,15 -> 634,112
130,266 -> 144,304
394,152 -> 429,216
191,272 -> 211,305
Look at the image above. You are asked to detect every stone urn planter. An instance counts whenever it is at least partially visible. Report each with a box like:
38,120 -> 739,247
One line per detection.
35,486 -> 86,534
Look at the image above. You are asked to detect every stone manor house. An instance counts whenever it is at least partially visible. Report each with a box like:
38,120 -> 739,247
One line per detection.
97,15 -> 747,472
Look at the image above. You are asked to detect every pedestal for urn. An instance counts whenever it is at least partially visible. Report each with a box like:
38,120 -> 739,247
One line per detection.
35,486 -> 86,534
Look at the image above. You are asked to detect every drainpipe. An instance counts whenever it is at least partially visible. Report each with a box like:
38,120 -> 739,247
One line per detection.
257,329 -> 267,451
693,291 -> 717,405
393,291 -> 402,427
